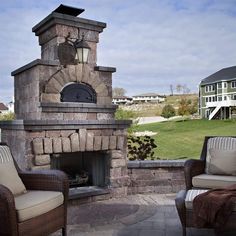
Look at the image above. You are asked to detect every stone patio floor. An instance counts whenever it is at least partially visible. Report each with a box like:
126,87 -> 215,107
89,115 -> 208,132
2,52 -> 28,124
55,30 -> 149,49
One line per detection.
52,193 -> 235,236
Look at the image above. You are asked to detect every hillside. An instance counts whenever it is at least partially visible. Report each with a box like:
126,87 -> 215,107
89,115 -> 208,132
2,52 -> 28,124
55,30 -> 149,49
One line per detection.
135,119 -> 236,159
120,93 -> 198,117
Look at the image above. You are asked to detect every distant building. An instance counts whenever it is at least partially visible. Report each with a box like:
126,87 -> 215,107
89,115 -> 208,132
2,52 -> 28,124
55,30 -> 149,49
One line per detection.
112,96 -> 133,105
199,66 -> 236,120
7,101 -> 14,113
132,93 -> 165,103
0,103 -> 9,114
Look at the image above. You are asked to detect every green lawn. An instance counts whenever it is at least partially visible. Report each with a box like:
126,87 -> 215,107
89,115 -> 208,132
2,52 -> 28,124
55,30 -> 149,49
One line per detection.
135,119 -> 236,159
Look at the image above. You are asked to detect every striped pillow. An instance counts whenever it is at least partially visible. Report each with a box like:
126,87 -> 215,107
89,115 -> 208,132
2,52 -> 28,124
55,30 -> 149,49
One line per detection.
0,145 -> 26,195
205,137 -> 236,174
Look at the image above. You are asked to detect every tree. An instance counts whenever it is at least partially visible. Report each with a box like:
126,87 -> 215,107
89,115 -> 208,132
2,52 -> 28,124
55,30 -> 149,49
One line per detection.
176,84 -> 183,94
178,98 -> 198,116
176,84 -> 190,94
169,84 -> 174,96
188,98 -> 198,115
161,105 -> 176,119
178,98 -> 191,116
112,87 -> 126,97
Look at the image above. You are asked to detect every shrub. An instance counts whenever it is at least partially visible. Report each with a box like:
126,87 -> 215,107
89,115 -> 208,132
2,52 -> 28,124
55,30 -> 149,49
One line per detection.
0,112 -> 15,121
115,108 -> 138,134
128,135 -> 157,160
161,104 -> 176,118
115,108 -> 136,120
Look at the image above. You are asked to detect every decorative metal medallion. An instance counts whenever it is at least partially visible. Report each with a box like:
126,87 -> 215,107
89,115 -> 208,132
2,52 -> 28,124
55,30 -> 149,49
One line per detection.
57,41 -> 76,66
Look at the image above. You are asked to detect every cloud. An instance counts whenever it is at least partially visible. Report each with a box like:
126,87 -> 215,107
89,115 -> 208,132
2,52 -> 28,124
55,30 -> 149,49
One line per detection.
0,0 -> 236,102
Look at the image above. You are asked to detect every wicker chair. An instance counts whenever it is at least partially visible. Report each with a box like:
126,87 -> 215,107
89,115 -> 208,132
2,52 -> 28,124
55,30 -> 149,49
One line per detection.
0,143 -> 69,236
175,136 -> 236,236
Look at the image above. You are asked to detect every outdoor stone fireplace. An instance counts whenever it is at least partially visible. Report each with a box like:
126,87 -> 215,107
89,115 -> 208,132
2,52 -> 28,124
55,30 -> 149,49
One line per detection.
0,5 -> 131,199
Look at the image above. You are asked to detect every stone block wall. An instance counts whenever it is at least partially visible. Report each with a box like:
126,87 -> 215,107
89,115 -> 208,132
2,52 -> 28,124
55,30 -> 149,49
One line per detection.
1,126 -> 130,197
13,61 -> 115,121
127,160 -> 185,194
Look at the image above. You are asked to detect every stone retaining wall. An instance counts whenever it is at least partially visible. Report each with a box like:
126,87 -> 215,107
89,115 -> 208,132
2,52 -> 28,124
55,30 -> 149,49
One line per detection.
127,160 -> 186,194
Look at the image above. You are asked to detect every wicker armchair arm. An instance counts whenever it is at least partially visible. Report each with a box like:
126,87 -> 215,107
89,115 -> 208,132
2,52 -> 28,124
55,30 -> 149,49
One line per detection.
19,170 -> 69,195
184,159 -> 205,190
175,190 -> 187,227
0,185 -> 18,236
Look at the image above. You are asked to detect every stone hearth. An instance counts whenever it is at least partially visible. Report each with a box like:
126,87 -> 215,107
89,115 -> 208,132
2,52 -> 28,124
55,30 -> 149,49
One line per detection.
0,5 -> 131,199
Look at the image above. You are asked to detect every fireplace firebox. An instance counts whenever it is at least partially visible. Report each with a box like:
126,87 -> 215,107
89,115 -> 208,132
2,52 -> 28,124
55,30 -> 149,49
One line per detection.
51,151 -> 109,188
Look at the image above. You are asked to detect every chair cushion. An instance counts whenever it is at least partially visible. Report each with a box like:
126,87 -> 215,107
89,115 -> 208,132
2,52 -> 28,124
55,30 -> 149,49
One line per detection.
14,190 -> 64,222
0,145 -> 26,195
208,149 -> 236,175
192,174 -> 236,189
205,137 -> 236,174
185,189 -> 236,211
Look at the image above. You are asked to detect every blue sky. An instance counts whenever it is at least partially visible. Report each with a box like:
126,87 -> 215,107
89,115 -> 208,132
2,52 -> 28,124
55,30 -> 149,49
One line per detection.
1,0 -> 236,103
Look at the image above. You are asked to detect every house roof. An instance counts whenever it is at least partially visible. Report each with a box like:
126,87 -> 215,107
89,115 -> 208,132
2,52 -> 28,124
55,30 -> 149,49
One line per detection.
0,103 -> 8,111
112,96 -> 132,100
201,65 -> 236,85
133,93 -> 163,97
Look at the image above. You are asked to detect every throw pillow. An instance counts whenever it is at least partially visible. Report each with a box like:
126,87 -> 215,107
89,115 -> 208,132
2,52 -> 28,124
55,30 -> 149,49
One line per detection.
0,146 -> 27,195
208,148 -> 236,175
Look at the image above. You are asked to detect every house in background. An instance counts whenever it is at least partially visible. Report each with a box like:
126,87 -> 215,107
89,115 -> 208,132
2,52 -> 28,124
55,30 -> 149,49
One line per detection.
112,96 -> 133,105
0,103 -> 9,114
7,101 -> 14,113
199,66 -> 236,120
132,93 -> 165,104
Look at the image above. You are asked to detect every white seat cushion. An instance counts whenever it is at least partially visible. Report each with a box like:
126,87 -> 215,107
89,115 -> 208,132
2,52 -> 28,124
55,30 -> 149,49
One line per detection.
0,145 -> 26,195
185,189 -> 208,209
192,174 -> 236,189
14,190 -> 64,222
185,189 -> 236,211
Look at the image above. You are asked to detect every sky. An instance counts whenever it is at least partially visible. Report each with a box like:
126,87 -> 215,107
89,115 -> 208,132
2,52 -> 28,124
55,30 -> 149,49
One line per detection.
1,0 -> 236,103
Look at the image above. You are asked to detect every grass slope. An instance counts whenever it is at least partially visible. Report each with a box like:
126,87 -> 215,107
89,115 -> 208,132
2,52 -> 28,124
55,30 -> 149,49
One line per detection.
135,119 -> 236,159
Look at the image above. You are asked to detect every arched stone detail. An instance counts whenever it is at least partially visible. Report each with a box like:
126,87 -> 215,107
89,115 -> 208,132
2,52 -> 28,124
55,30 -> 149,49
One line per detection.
42,64 -> 109,103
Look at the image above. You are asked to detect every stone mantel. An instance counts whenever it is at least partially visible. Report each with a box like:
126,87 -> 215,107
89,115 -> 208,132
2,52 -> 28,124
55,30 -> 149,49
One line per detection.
0,120 -> 132,131
40,102 -> 118,113
11,59 -> 116,76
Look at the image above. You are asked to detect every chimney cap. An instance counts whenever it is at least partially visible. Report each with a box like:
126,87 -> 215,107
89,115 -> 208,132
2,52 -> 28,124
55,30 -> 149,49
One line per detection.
53,4 -> 84,16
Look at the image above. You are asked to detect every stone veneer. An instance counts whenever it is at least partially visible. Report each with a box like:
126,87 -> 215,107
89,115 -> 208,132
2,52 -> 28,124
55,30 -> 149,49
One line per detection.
1,121 -> 131,197
0,6 -> 132,199
127,160 -> 185,194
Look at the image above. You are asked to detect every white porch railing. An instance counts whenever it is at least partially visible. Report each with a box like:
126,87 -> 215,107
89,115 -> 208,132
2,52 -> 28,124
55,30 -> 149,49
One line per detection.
208,100 -> 236,120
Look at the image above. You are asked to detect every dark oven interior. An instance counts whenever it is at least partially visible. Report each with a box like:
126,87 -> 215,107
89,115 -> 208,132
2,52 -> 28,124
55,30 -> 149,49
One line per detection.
51,151 -> 109,188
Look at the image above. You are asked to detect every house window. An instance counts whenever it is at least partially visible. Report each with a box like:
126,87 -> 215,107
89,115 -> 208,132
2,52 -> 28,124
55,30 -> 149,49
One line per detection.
205,85 -> 215,93
224,96 -> 227,100
209,97 -> 211,102
205,97 -> 208,103
232,94 -> 236,100
218,96 -> 222,101
223,82 -> 227,88
231,81 -> 236,88
217,83 -> 222,89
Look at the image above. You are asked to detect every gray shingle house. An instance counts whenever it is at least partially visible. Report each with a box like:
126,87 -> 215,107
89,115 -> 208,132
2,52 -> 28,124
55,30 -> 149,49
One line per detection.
199,66 -> 236,120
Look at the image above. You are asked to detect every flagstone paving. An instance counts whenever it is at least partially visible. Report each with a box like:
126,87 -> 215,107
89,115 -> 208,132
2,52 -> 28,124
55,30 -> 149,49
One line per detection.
51,193 -> 235,236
